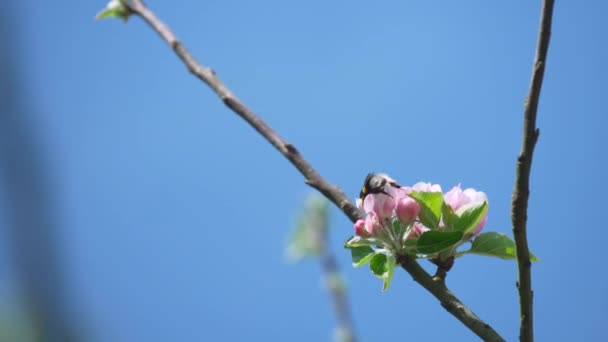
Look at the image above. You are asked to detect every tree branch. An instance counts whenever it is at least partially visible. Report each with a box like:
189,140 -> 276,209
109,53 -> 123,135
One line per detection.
397,255 -> 505,342
511,1 -> 554,341
126,0 -> 362,223
122,1 -> 505,340
314,206 -> 356,342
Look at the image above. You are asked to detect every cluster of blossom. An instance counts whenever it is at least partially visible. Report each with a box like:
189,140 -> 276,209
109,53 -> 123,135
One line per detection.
353,181 -> 488,254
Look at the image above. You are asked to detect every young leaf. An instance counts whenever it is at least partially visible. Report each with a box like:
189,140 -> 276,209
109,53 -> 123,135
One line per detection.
454,202 -> 488,234
369,253 -> 395,291
408,191 -> 444,229
286,195 -> 328,262
382,257 -> 396,292
466,232 -> 539,262
351,246 -> 375,267
96,0 -> 131,22
370,253 -> 388,277
344,235 -> 376,248
416,231 -> 463,254
441,202 -> 457,230
392,219 -> 404,239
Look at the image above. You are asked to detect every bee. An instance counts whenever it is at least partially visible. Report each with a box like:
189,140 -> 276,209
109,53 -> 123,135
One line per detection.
359,173 -> 401,200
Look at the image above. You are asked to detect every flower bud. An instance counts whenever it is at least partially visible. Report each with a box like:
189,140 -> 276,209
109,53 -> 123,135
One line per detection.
354,219 -> 368,237
396,197 -> 420,223
406,222 -> 429,239
364,212 -> 383,236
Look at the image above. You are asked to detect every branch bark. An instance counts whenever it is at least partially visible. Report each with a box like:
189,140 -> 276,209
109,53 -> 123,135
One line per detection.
397,255 -> 505,342
126,0 -> 362,224
123,1 -> 505,340
511,1 -> 554,342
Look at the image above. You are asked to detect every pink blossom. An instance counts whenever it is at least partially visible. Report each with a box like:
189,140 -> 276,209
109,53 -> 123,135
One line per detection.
362,193 -> 395,220
387,185 -> 412,201
353,213 -> 383,238
412,182 -> 442,193
444,184 -> 488,235
396,197 -> 420,223
364,211 -> 383,236
406,222 -> 430,239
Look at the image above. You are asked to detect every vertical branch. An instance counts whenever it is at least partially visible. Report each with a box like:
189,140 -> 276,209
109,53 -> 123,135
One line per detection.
290,195 -> 357,342
316,220 -> 356,342
0,2 -> 79,341
511,1 -> 555,341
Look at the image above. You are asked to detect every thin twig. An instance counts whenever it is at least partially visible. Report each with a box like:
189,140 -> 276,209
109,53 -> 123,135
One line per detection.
127,0 -> 362,224
123,1 -> 505,340
511,1 -> 554,341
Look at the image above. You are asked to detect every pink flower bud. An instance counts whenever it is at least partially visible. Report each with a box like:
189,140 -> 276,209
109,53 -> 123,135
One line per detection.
354,219 -> 369,237
406,222 -> 430,239
396,197 -> 420,223
364,212 -> 383,236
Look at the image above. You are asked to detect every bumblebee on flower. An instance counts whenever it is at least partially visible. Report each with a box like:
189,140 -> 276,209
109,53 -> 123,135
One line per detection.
351,173 -> 488,257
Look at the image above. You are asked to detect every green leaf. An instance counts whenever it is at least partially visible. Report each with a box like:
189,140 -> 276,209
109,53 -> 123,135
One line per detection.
369,253 -> 396,291
351,246 -> 375,267
392,219 -> 403,238
344,235 -> 376,248
96,0 -> 131,22
369,253 -> 387,277
408,192 -> 444,229
416,231 -> 463,254
286,195 -> 329,262
441,202 -> 457,230
454,202 -> 488,234
404,237 -> 418,248
466,232 -> 539,262
402,237 -> 418,256
383,257 -> 396,291
285,221 -> 317,262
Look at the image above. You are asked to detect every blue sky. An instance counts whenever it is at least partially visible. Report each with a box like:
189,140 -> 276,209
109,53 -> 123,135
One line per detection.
1,1 -> 607,341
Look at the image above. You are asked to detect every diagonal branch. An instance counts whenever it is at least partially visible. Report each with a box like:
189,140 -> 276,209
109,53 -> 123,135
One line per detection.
126,0 -> 362,224
397,255 -> 505,342
121,1 -> 505,340
511,1 -> 554,341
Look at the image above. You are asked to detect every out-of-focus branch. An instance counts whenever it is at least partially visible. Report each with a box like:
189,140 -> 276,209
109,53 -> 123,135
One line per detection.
292,195 -> 356,342
319,248 -> 355,342
316,220 -> 356,341
511,1 -> 554,341
120,1 -> 505,340
0,2 -> 78,341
